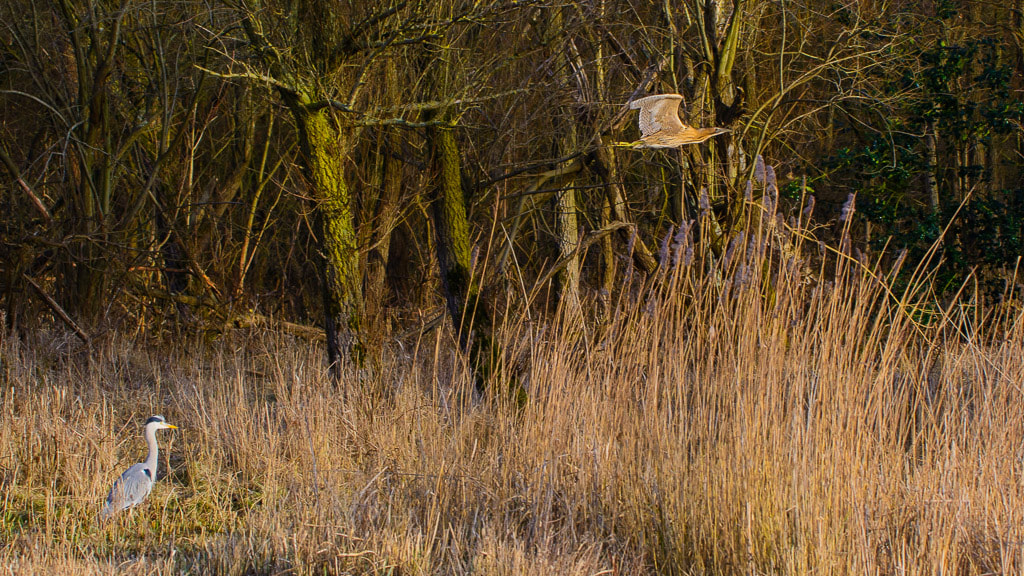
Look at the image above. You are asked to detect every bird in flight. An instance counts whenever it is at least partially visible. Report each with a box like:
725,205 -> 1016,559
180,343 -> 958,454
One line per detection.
99,415 -> 178,521
617,94 -> 730,148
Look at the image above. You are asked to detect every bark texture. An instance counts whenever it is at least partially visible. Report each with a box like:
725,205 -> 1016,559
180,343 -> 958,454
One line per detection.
285,92 -> 364,373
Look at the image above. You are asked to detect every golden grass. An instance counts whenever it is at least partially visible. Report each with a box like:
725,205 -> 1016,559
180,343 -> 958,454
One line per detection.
2,233 -> 1023,574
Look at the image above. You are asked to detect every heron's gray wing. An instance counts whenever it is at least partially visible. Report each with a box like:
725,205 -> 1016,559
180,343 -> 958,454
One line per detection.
101,463 -> 154,517
633,95 -> 687,138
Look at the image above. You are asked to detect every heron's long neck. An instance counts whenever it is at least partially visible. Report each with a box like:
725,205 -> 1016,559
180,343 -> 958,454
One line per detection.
144,425 -> 160,474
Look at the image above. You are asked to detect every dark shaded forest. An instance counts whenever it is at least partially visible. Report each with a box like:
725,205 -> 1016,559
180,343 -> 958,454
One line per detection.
2,0 -> 1023,369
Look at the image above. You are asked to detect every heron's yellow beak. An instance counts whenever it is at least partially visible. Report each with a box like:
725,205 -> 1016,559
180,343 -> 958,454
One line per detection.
166,424 -> 178,429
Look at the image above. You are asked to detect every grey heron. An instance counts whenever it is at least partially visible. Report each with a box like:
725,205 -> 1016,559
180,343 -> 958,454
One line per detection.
99,415 -> 178,521
617,94 -> 730,148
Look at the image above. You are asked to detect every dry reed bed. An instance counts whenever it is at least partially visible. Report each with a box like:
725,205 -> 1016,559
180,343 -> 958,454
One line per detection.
1,250 -> 1023,574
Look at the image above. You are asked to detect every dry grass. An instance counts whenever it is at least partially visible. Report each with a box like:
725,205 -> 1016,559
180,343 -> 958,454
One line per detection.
2,224 -> 1024,575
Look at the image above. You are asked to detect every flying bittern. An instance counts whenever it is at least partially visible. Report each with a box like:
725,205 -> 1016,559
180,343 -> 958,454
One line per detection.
616,94 -> 730,148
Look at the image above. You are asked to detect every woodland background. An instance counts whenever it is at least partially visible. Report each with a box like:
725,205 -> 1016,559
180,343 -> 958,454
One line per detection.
2,0 -> 1024,574
1,0 -> 1022,358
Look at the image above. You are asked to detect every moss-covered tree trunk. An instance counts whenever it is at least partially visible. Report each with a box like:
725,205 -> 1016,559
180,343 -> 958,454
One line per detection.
235,6 -> 364,377
427,119 -> 503,394
284,92 -> 363,375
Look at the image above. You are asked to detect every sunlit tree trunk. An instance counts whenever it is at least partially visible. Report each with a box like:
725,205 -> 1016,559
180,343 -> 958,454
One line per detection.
237,2 -> 366,375
555,179 -> 582,317
427,117 -> 503,394
554,8 -> 583,319
283,92 -> 363,373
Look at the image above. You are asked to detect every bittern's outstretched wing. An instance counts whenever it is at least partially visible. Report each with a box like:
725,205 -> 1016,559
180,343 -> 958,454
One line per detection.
630,94 -> 687,139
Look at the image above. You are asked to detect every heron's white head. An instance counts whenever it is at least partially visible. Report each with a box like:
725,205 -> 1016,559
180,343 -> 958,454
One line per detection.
145,415 -> 178,431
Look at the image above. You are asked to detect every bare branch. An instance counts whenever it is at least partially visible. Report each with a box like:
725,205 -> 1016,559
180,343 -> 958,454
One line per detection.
344,1 -> 410,53
194,65 -> 297,94
23,274 -> 90,344
379,89 -> 527,114
0,146 -> 53,224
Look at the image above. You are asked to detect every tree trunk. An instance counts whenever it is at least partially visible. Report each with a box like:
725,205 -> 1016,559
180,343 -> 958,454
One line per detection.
284,93 -> 363,375
427,118 -> 508,396
362,61 -> 403,346
924,119 -> 940,215
555,181 -> 582,318
554,8 -> 583,320
362,134 -> 401,346
56,0 -> 119,321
